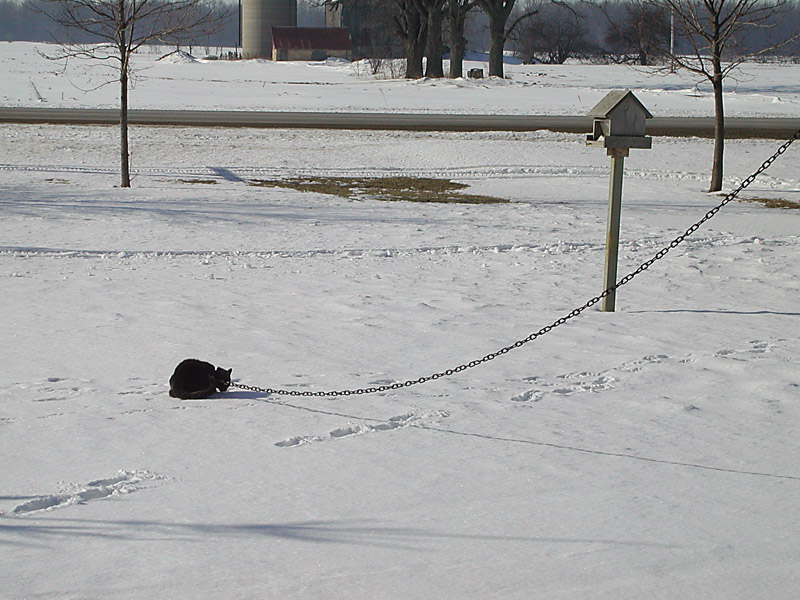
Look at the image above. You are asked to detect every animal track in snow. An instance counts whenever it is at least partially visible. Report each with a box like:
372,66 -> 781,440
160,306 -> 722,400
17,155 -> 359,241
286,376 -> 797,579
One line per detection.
513,354 -> 670,402
24,377 -> 94,403
119,386 -> 161,396
275,410 -> 450,447
511,340 -> 785,404
6,470 -> 166,516
714,339 -> 776,360
510,389 -> 544,403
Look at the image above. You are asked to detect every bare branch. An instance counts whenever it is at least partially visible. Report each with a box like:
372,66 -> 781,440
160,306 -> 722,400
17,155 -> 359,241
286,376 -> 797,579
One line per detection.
37,0 -> 231,187
506,7 -> 538,39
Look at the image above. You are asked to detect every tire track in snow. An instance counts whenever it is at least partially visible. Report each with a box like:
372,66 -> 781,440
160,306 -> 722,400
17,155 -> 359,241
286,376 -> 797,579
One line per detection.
0,241 -> 600,261
3,161 -> 795,189
0,162 -> 733,185
4,234 -> 778,263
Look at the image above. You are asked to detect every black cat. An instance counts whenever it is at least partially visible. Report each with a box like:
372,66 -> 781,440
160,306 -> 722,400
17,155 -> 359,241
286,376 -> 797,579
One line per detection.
169,359 -> 232,399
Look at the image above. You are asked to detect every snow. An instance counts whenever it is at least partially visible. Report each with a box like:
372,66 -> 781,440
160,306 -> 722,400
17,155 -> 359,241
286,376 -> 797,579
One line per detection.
1,42 -> 800,599
3,40 -> 800,116
156,50 -> 200,64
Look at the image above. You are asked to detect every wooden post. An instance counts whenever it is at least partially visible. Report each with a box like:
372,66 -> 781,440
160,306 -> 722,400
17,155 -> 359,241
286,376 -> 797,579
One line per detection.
602,148 -> 628,312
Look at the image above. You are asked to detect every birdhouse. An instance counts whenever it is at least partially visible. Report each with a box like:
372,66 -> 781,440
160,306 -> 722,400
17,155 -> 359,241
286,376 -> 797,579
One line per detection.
585,90 -> 653,312
586,90 -> 653,150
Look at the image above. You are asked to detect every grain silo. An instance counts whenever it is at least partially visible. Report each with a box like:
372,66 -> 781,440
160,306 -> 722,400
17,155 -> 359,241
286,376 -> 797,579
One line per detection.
242,0 -> 297,59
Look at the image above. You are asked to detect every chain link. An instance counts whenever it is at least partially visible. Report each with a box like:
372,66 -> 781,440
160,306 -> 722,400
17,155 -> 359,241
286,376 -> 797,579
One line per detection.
233,129 -> 800,398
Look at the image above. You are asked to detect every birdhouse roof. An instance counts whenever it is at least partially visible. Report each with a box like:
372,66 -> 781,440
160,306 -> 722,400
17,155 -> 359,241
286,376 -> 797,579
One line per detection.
587,90 -> 653,119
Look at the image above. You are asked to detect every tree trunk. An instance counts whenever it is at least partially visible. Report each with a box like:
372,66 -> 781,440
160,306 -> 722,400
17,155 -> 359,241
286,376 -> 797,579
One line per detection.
407,29 -> 426,78
401,2 -> 427,78
116,0 -> 130,187
120,62 -> 130,188
477,0 -> 515,78
448,0 -> 468,78
487,13 -> 505,77
424,1 -> 445,78
710,71 -> 725,192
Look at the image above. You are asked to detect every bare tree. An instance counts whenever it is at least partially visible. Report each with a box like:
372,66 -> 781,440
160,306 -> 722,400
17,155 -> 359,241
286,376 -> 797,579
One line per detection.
327,0 -> 430,78
650,0 -> 799,191
447,0 -> 477,77
475,0 -> 538,76
322,0 -> 402,61
395,0 -> 428,77
603,0 -> 670,65
38,0 -> 228,187
415,0 -> 447,77
514,1 -> 593,63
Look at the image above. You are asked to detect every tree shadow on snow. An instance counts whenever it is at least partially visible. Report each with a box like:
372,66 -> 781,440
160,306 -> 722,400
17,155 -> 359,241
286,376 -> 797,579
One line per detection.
631,308 -> 800,316
0,516 -> 682,551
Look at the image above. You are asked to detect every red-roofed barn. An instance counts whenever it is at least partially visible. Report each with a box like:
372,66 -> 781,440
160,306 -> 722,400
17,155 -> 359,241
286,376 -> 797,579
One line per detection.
271,27 -> 353,61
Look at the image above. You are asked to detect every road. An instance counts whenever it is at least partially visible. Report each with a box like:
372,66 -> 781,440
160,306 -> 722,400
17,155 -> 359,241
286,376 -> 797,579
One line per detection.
0,107 -> 798,138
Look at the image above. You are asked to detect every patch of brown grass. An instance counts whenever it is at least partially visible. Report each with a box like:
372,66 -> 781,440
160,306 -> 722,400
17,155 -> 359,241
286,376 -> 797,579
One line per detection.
248,176 -> 509,204
739,196 -> 800,210
178,178 -> 219,185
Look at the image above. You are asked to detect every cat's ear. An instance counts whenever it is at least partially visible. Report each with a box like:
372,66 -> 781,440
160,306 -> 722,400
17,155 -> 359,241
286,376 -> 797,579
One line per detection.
225,368 -> 232,377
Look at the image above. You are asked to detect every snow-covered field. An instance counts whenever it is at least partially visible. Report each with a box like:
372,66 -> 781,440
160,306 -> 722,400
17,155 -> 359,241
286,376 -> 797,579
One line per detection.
1,42 -> 800,599
3,40 -> 800,116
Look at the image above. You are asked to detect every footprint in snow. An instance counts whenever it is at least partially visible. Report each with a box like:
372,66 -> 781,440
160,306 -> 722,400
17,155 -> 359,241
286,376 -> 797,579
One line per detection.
6,470 -> 166,516
275,410 -> 450,447
511,354 -> 670,403
715,339 -> 776,360
29,377 -> 94,403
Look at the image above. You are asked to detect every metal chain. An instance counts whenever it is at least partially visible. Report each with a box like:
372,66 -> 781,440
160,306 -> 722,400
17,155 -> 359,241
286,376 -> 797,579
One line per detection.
233,129 -> 800,398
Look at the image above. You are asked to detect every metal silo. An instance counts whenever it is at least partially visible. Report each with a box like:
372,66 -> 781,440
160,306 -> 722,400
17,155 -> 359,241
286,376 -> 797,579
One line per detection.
242,0 -> 297,59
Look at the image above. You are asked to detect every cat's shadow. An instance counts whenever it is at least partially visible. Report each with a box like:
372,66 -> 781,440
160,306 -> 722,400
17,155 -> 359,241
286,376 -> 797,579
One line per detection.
222,390 -> 267,400
181,389 -> 267,401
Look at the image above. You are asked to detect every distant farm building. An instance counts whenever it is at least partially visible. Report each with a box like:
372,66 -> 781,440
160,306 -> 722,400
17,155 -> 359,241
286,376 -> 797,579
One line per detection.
240,0 -> 353,61
241,0 -> 297,59
271,27 -> 353,61
325,1 -> 402,59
